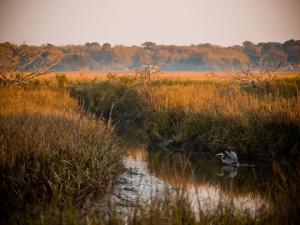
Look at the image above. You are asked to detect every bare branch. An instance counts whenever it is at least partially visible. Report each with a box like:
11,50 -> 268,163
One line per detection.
234,62 -> 281,90
0,47 -> 61,85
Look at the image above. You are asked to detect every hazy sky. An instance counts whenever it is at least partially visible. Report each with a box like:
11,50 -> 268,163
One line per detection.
0,0 -> 299,46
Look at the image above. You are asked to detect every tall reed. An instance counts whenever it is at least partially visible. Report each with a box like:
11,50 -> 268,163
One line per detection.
142,79 -> 300,160
0,85 -> 123,223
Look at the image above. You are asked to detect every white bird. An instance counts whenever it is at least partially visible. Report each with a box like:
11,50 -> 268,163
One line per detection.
215,151 -> 239,167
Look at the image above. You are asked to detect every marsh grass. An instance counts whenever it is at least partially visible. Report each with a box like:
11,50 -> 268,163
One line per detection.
72,75 -> 300,161
144,78 -> 299,160
2,73 -> 298,224
67,74 -> 300,225
0,85 -> 123,223
71,80 -> 144,133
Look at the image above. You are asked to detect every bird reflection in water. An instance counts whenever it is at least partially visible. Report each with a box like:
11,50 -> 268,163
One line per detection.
218,165 -> 238,179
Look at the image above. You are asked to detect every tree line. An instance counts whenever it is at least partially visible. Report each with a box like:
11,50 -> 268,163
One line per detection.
0,40 -> 299,71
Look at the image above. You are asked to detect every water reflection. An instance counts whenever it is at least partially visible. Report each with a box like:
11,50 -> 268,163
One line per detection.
113,147 -> 270,217
218,166 -> 238,178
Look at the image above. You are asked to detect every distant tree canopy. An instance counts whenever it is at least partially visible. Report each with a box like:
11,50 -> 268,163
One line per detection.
1,40 -> 299,71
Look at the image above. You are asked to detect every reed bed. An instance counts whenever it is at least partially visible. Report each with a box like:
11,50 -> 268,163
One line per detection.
0,85 -> 123,224
141,79 -> 300,160
2,73 -> 297,224
71,74 -> 300,159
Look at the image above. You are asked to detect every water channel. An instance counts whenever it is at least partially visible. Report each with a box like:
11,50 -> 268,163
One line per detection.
111,146 -> 272,218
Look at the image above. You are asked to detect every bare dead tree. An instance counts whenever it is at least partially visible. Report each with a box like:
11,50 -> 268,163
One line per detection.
0,46 -> 61,85
233,62 -> 281,89
133,64 -> 160,83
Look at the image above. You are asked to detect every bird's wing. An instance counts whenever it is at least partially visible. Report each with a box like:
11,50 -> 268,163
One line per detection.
230,151 -> 238,161
223,151 -> 234,164
225,151 -> 233,159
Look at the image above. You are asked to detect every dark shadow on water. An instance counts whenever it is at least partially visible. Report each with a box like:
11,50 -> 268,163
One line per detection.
146,148 -> 275,196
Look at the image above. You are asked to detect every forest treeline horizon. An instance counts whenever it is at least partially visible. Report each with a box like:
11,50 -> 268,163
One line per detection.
0,40 -> 299,71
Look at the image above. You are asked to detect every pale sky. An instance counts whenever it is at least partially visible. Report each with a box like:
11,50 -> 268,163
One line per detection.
0,0 -> 299,46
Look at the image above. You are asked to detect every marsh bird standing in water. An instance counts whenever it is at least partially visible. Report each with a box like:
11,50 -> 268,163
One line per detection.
216,151 -> 240,167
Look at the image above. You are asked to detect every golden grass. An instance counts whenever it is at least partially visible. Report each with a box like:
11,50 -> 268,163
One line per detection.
0,85 -> 123,223
36,71 -> 300,83
1,73 -> 297,224
40,71 -> 108,82
69,72 -> 300,157
0,86 -> 77,116
145,83 -> 300,122
137,76 -> 300,156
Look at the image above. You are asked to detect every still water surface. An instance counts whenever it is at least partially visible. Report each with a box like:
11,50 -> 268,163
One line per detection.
112,146 -> 271,217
